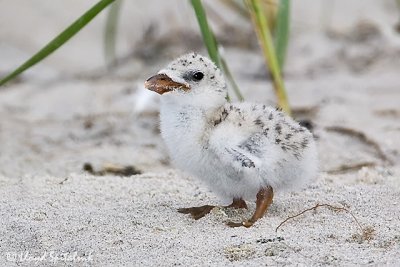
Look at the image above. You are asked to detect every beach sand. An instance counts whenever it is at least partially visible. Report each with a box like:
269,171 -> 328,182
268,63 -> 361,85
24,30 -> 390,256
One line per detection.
1,1 -> 399,266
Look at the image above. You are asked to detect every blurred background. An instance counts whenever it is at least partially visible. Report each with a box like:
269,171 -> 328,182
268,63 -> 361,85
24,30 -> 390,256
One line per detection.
1,0 -> 400,77
0,0 -> 399,178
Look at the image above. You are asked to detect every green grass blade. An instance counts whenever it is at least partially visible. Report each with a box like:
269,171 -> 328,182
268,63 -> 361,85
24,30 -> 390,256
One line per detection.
0,0 -> 116,87
274,0 -> 290,69
246,0 -> 291,115
104,0 -> 122,67
190,0 -> 245,102
190,0 -> 220,67
220,55 -> 244,101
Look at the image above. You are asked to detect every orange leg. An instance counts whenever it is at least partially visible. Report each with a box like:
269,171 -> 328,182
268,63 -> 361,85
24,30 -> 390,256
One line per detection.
178,198 -> 247,220
226,186 -> 274,228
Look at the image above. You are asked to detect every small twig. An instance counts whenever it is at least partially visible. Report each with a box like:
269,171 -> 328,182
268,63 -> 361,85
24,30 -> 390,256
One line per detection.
326,161 -> 376,174
58,177 -> 69,185
275,203 -> 363,233
325,126 -> 392,164
83,162 -> 141,176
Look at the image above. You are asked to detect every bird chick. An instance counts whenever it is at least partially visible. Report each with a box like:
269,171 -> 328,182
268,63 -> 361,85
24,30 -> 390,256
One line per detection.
144,53 -> 318,227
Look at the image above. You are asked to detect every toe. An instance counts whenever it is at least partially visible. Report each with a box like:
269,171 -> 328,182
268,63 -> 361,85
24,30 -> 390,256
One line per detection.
226,220 -> 254,228
226,221 -> 244,228
177,205 -> 215,220
177,208 -> 192,214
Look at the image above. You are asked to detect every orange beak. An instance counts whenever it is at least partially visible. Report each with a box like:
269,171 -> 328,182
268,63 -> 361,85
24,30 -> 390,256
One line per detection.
144,74 -> 190,95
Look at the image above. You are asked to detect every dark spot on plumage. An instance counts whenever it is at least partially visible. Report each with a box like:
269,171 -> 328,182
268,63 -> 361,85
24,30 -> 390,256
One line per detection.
293,152 -> 301,160
214,120 -> 221,126
239,134 -> 263,156
301,138 -> 309,148
285,133 -> 293,140
275,138 -> 281,144
280,142 -> 300,152
200,58 -> 204,62
275,124 -> 282,134
275,106 -> 283,112
268,113 -> 273,120
254,118 -> 264,127
231,106 -> 243,118
243,160 -> 255,168
226,148 -> 255,168
213,108 -> 229,126
210,76 -> 215,79
238,123 -> 242,127
263,127 -> 269,137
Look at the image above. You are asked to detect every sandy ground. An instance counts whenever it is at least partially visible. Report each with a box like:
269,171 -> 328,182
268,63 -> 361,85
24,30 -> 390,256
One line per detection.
1,1 -> 400,266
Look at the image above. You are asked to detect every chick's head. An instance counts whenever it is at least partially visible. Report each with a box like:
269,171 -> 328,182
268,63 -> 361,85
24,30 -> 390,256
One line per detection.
145,53 -> 227,107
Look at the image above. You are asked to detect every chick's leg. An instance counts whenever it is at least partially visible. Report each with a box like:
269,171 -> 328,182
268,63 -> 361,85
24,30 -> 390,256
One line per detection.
227,186 -> 274,228
178,198 -> 247,220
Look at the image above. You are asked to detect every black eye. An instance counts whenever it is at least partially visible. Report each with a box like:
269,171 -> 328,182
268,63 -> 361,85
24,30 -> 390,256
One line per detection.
192,72 -> 204,81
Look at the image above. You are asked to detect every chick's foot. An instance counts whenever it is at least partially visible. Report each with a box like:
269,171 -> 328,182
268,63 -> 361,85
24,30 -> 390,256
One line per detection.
226,186 -> 274,228
178,205 -> 215,220
178,198 -> 248,220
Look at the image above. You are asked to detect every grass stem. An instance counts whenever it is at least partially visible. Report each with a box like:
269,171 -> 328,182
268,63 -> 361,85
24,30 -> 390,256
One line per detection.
104,0 -> 122,67
274,0 -> 290,69
191,0 -> 245,101
246,0 -> 291,115
0,0 -> 116,87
